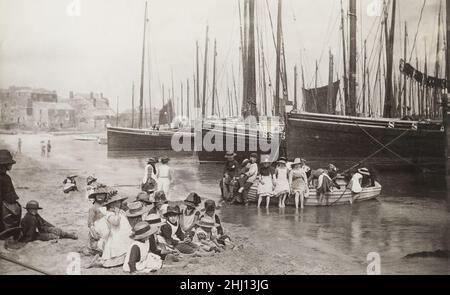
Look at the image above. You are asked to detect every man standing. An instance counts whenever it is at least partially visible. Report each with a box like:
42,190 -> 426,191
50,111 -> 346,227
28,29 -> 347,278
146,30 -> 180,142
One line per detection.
241,153 -> 258,206
221,151 -> 240,202
17,138 -> 22,154
46,140 -> 52,157
0,150 -> 21,236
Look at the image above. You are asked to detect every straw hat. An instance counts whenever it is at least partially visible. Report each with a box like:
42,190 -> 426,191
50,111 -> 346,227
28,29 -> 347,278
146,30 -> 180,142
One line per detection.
0,150 -> 16,165
196,216 -> 219,229
130,222 -> 158,240
143,213 -> 166,227
277,157 -> 287,164
163,205 -> 182,217
24,200 -> 43,210
357,168 -> 370,176
86,176 -> 97,185
184,192 -> 201,207
103,195 -> 128,206
292,158 -> 302,167
147,157 -> 157,164
224,151 -> 237,158
126,201 -> 150,217
136,191 -> 155,204
161,156 -> 170,164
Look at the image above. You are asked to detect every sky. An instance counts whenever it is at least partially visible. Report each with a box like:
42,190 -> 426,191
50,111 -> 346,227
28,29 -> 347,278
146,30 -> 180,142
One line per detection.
0,0 -> 444,114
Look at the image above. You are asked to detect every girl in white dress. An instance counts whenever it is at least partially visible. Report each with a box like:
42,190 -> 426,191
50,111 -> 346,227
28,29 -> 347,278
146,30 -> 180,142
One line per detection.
257,157 -> 274,208
273,158 -> 290,208
156,156 -> 173,198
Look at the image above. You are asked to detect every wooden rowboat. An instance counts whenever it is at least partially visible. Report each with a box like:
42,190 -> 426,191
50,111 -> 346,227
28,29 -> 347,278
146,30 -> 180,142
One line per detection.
247,179 -> 382,207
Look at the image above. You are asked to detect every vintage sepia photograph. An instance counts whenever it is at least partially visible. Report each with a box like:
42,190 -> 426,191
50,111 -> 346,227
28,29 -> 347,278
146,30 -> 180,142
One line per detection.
0,0 -> 449,278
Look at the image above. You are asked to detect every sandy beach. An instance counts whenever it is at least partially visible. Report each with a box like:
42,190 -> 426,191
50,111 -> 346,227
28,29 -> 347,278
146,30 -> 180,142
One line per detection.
0,134 -> 366,275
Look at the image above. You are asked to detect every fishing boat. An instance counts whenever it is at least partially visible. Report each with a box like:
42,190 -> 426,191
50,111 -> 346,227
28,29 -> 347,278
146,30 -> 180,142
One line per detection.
286,0 -> 447,172
197,0 -> 284,162
248,177 -> 382,207
106,2 -> 194,152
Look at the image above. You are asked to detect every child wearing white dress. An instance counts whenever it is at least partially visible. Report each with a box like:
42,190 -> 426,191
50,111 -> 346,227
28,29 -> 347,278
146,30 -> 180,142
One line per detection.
273,158 -> 290,208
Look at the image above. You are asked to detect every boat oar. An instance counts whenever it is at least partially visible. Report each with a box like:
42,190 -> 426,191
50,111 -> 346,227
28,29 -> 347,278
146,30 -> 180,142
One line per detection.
0,253 -> 51,275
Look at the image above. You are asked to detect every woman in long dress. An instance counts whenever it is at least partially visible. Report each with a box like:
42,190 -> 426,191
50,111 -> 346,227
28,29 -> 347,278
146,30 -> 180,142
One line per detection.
273,158 -> 290,208
289,158 -> 309,209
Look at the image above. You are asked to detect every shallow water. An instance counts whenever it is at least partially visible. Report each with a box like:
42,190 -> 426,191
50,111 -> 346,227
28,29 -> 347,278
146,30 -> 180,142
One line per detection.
1,133 -> 449,274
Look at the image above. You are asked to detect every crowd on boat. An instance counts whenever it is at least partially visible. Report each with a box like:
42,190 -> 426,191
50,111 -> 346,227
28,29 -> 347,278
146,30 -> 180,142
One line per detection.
220,151 -> 377,209
0,149 -> 233,274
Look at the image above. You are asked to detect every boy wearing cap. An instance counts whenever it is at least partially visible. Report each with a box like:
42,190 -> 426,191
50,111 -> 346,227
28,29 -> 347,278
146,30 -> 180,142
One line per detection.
222,152 -> 240,202
20,200 -> 78,243
0,149 -> 21,235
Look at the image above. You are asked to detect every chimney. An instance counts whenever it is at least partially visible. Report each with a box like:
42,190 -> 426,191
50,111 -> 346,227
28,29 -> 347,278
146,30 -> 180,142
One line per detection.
69,91 -> 74,99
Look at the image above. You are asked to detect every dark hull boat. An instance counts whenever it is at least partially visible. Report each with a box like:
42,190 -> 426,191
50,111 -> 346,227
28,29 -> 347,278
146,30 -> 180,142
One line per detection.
107,126 -> 194,151
286,112 -> 446,170
196,121 -> 282,163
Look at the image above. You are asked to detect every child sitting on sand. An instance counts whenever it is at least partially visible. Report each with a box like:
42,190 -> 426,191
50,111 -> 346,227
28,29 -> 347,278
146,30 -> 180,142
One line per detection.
192,216 -> 224,252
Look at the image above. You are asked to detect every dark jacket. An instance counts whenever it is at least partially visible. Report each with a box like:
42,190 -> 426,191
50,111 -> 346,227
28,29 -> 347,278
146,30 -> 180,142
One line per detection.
160,221 -> 184,246
20,212 -> 54,243
0,171 -> 19,204
224,160 -> 240,178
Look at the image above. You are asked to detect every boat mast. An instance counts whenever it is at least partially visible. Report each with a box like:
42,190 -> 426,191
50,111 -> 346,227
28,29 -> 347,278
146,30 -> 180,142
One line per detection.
362,40 -> 367,116
383,0 -> 396,118
201,25 -> 209,119
294,65 -> 298,110
434,0 -> 443,118
274,0 -> 282,116
241,0 -> 249,116
261,41 -> 267,116
186,79 -> 190,121
403,22 -> 408,117
340,0 -> 349,115
196,41 -> 200,118
181,82 -> 184,117
348,0 -> 357,116
246,0 -> 258,119
131,82 -> 135,128
212,39 -> 217,116
327,49 -> 334,114
138,1 -> 148,129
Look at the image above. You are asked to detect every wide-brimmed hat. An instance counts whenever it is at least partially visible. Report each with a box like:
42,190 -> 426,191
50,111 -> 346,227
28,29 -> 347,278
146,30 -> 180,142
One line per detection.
103,195 -> 128,206
0,150 -> 16,165
292,158 -> 302,167
277,157 -> 287,164
126,201 -> 150,217
24,200 -> 43,210
147,157 -> 157,164
163,205 -> 181,217
224,151 -> 237,158
67,174 -> 78,179
358,168 -> 370,176
204,199 -> 216,212
130,221 -> 158,240
143,213 -> 166,227
154,191 -> 168,204
136,191 -> 155,204
184,192 -> 201,207
196,216 -> 219,229
86,176 -> 97,185
87,186 -> 111,199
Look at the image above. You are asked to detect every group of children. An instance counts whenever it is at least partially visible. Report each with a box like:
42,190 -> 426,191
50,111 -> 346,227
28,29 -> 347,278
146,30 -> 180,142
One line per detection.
85,177 -> 232,274
222,151 -> 375,209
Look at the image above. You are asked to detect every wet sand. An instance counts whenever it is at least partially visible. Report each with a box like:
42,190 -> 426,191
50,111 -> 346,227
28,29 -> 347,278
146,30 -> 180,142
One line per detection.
0,133 -> 448,275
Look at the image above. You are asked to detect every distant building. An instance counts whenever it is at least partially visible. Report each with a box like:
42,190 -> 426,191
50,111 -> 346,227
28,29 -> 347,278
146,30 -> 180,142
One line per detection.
65,91 -> 115,130
32,102 -> 75,129
0,86 -> 58,129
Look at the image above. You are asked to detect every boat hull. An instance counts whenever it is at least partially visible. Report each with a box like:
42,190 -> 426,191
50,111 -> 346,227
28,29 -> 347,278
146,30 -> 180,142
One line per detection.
287,112 -> 446,170
107,126 -> 194,151
196,123 -> 281,163
249,181 -> 382,207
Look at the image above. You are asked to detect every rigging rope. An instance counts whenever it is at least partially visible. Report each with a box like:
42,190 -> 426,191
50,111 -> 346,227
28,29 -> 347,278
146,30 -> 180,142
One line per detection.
408,0 -> 427,62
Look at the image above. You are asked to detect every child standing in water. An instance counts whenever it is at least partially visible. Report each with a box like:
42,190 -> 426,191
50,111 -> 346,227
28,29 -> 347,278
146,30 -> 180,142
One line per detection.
273,158 -> 290,208
257,157 -> 274,208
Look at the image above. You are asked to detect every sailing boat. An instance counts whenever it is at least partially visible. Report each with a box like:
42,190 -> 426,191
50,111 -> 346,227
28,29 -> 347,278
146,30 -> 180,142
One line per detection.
197,0 -> 283,163
107,2 -> 194,151
286,0 -> 447,172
